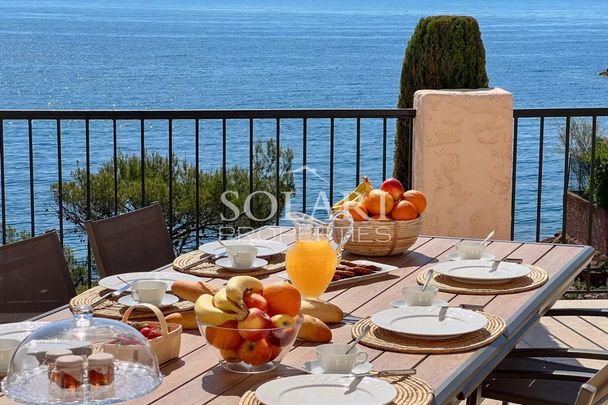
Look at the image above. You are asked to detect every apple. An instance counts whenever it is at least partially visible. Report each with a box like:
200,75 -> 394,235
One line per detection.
237,308 -> 272,341
205,320 -> 242,350
238,339 -> 272,366
267,314 -> 297,346
380,178 -> 404,202
220,348 -> 241,363
243,292 -> 268,312
268,344 -> 282,361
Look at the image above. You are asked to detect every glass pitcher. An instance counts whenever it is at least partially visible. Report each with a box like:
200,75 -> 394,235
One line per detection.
285,211 -> 354,299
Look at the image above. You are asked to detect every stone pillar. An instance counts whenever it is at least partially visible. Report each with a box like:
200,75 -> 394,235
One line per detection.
412,88 -> 514,240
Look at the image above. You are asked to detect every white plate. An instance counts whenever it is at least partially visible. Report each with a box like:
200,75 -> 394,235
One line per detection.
372,307 -> 488,339
277,260 -> 399,288
433,260 -> 531,284
255,374 -> 397,405
302,360 -> 373,375
446,252 -> 496,261
0,322 -> 47,342
390,298 -> 449,309
214,257 -> 268,271
98,272 -> 200,291
118,294 -> 179,309
199,239 -> 287,258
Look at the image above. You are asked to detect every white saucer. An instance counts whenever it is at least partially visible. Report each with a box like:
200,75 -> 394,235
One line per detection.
214,257 -> 268,271
447,252 -> 496,261
390,298 -> 449,308
301,359 -> 373,375
118,294 -> 179,309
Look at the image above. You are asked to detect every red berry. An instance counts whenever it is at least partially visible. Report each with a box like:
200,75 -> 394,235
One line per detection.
147,329 -> 162,339
139,327 -> 152,337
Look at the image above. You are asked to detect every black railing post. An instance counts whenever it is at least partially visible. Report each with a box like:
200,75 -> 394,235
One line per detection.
275,118 -> 280,225
382,118 -> 387,181
140,119 -> 145,206
0,119 -> 5,245
329,117 -> 334,207
28,119 -> 35,236
302,118 -> 307,214
168,119 -> 173,236
355,118 -> 361,185
535,117 -> 545,242
85,119 -> 92,287
195,119 -> 200,246
561,116 -> 571,244
113,119 -> 118,215
511,117 -> 518,240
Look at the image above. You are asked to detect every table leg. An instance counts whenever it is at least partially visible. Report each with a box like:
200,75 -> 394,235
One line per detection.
465,387 -> 482,405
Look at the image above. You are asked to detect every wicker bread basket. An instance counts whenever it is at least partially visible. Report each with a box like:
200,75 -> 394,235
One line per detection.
337,216 -> 422,256
121,303 -> 182,365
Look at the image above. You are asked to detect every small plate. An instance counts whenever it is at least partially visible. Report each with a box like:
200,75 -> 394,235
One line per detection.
255,374 -> 397,405
390,298 -> 449,308
98,272 -> 199,291
200,239 -> 287,258
433,260 -> 531,284
302,359 -> 373,375
118,294 -> 179,309
372,307 -> 488,339
214,257 -> 268,271
446,252 -> 496,261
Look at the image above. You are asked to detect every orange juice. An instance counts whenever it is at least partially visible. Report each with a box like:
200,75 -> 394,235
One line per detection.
285,239 -> 338,298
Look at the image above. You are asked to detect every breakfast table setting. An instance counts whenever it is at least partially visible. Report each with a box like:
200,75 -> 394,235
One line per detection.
0,179 -> 595,405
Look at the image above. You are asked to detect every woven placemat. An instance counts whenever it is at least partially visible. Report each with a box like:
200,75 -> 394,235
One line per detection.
238,373 -> 433,405
172,250 -> 286,279
352,312 -> 505,354
416,264 -> 548,295
69,286 -> 194,320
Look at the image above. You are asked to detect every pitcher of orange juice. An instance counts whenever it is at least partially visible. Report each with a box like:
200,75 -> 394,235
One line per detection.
285,211 -> 354,299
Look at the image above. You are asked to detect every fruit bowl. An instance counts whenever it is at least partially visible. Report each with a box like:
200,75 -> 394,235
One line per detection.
337,216 -> 422,256
197,314 -> 303,374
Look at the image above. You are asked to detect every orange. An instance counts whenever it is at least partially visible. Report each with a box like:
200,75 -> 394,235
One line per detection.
341,201 -> 368,221
205,320 -> 242,350
262,282 -> 302,317
364,189 -> 394,216
402,190 -> 427,214
391,200 -> 418,220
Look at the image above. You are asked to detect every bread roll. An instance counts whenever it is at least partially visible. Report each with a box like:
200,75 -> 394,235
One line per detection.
300,298 -> 343,324
171,280 -> 218,302
165,311 -> 198,330
297,314 -> 332,343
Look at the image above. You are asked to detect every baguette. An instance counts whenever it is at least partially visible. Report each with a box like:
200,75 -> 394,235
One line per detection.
300,298 -> 344,324
165,311 -> 198,330
171,280 -> 219,302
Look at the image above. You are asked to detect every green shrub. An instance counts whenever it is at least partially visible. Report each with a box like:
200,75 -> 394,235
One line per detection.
393,16 -> 489,186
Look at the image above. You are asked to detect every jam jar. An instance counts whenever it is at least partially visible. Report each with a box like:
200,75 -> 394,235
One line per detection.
52,355 -> 84,389
45,349 -> 72,379
87,353 -> 115,386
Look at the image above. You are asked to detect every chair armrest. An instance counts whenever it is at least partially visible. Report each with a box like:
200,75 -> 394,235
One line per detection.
545,308 -> 608,317
508,348 -> 608,360
489,368 -> 595,382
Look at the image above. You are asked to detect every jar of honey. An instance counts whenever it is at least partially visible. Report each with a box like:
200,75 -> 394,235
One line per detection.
87,353 -> 115,386
45,349 -> 72,379
52,355 -> 84,389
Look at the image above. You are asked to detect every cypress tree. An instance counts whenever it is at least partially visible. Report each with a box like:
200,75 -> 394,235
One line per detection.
393,16 -> 489,186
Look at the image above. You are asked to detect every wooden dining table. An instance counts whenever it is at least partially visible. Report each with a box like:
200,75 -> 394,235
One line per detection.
0,226 -> 594,405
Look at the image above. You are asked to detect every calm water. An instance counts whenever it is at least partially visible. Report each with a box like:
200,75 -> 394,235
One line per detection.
1,0 -> 607,253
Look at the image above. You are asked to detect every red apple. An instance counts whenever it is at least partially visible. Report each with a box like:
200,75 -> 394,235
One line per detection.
267,314 -> 297,346
268,344 -> 282,361
243,292 -> 268,312
380,178 -> 404,202
238,339 -> 272,366
237,308 -> 272,341
220,348 -> 241,363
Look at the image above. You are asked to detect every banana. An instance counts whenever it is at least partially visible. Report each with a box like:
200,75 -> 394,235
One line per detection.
225,276 -> 264,305
194,294 -> 247,326
213,287 -> 246,314
332,176 -> 373,211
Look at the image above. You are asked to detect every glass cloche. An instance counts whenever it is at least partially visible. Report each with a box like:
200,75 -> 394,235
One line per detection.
1,305 -> 162,404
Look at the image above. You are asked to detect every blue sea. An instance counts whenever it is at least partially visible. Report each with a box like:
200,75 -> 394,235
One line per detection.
1,0 -> 607,255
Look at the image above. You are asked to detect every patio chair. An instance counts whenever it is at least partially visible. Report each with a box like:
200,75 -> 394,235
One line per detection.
481,308 -> 608,404
85,203 -> 175,278
0,231 -> 76,323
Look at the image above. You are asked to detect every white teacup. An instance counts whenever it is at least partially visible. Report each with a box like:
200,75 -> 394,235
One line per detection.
132,280 -> 166,306
226,245 -> 258,268
456,241 -> 486,260
315,343 -> 368,373
402,285 -> 438,306
0,338 -> 20,372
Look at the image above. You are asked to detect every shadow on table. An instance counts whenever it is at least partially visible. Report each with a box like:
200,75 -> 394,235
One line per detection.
200,364 -> 303,396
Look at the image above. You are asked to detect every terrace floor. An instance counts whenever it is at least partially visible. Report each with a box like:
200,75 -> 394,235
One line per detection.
478,299 -> 608,404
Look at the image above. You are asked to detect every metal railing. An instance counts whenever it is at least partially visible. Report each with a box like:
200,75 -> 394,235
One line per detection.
512,107 -> 608,294
0,108 -> 416,288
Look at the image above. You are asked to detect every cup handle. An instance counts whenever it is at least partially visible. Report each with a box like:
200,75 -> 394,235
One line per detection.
132,290 -> 140,302
355,351 -> 368,365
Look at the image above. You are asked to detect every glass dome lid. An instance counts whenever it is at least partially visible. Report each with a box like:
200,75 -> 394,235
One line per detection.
1,305 -> 162,404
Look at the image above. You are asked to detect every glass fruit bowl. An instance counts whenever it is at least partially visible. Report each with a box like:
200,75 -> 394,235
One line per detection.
1,305 -> 162,405
197,314 -> 303,374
